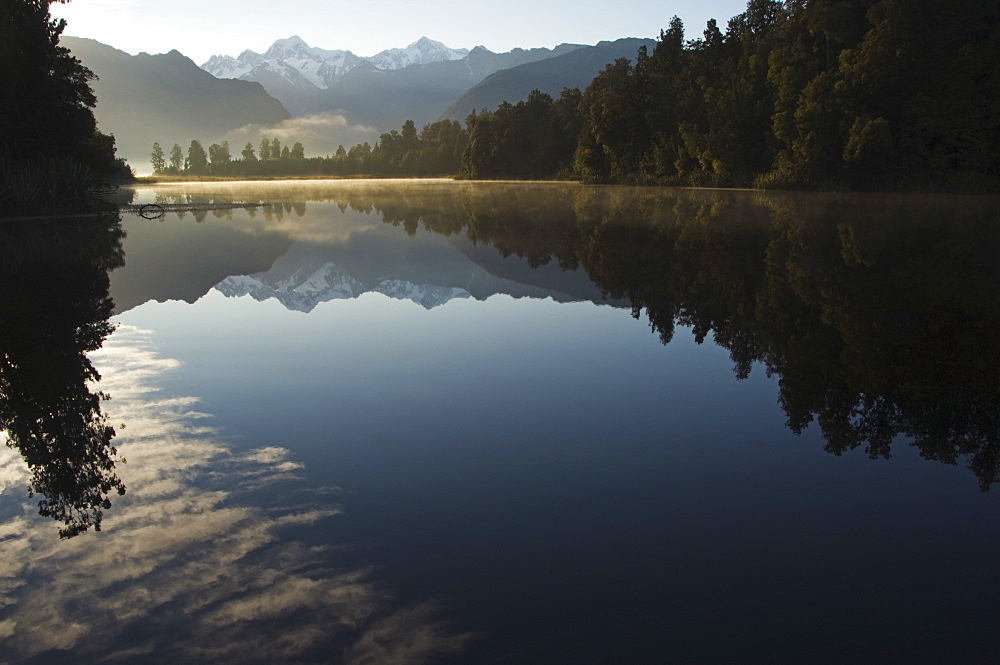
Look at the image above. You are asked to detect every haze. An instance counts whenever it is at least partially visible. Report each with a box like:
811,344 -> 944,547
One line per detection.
52,0 -> 750,64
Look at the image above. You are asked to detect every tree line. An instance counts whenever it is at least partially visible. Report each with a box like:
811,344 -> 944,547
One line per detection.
462,0 -> 998,190
151,136 -> 304,175
150,118 -> 468,177
148,0 -> 998,191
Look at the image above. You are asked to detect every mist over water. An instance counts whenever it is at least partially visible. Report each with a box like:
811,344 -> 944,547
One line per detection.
3,181 -> 999,664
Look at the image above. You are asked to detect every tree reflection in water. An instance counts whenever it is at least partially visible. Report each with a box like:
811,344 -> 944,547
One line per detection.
2,183 -> 998,541
317,183 -> 1000,488
0,213 -> 126,536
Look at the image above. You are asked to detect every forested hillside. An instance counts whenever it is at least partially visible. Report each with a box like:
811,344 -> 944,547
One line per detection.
462,0 -> 999,190
62,37 -> 292,173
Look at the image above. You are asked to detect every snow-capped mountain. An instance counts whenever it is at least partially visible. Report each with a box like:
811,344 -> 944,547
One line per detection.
201,36 -> 364,90
215,261 -> 471,313
201,35 -> 468,90
365,37 -> 469,70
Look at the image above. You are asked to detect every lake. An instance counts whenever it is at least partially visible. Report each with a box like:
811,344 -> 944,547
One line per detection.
2,180 -> 999,664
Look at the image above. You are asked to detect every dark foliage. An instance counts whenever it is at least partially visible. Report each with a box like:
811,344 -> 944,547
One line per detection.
0,0 -> 131,215
465,0 -> 1000,191
577,0 -> 999,189
313,183 -> 1000,486
0,213 -> 127,537
459,88 -> 582,179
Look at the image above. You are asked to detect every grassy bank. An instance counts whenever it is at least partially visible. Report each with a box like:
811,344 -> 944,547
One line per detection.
134,174 -> 462,184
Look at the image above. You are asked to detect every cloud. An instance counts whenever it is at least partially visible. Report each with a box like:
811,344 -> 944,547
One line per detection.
0,325 -> 475,664
224,113 -> 380,158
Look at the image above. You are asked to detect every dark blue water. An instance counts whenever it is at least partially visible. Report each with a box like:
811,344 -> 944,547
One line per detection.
2,182 -> 998,664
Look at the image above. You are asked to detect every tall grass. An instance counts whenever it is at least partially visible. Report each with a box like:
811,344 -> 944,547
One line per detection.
0,157 -> 119,217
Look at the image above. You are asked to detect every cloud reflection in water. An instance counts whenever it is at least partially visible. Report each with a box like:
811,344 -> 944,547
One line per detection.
0,325 -> 473,664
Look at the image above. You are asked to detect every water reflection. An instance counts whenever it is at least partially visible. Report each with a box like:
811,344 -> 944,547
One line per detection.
3,181 -> 998,662
0,214 -> 126,536
0,325 -> 474,663
7,183 -> 996,540
452,188 -> 1000,489
147,182 -> 1000,488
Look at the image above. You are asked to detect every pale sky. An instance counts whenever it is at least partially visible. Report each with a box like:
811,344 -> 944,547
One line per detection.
52,0 -> 752,65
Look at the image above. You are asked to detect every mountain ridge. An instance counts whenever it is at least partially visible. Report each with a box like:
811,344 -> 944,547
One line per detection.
440,37 -> 655,121
200,35 -> 587,128
215,264 -> 473,312
201,35 -> 472,90
62,36 -> 291,173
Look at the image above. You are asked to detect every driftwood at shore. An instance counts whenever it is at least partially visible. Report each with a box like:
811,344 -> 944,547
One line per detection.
123,202 -> 270,219
0,201 -> 270,222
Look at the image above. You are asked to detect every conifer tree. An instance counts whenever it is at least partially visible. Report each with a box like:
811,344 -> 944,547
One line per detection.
150,142 -> 166,174
186,140 -> 208,174
168,144 -> 183,172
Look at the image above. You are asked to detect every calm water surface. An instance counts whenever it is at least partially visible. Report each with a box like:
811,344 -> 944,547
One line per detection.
2,181 -> 999,664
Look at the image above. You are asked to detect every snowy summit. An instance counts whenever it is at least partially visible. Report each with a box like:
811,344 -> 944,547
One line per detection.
201,35 -> 470,90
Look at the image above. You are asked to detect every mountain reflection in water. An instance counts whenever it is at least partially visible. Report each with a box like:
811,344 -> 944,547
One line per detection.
2,181 -> 999,663
145,182 -> 1000,488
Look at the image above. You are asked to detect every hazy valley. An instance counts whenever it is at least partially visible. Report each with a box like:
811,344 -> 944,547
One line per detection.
66,34 -> 650,173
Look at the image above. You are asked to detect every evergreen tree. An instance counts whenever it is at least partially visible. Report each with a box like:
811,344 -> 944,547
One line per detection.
186,140 -> 208,174
208,141 -> 231,172
291,141 -> 305,159
347,142 -> 372,171
150,142 -> 166,174
168,143 -> 183,173
259,136 -> 271,160
1,0 -> 128,187
242,142 -> 257,161
575,58 -> 646,181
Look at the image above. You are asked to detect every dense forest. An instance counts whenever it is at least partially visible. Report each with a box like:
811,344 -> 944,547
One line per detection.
153,0 -> 998,191
0,0 -> 131,215
464,0 -> 999,189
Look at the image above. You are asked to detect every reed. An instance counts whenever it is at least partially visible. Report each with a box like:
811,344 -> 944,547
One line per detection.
0,157 -> 118,217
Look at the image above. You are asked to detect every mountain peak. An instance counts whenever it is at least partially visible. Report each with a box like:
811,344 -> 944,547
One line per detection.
202,35 -> 471,90
409,36 -> 443,50
215,263 -> 472,312
367,37 -> 469,70
264,35 -> 314,58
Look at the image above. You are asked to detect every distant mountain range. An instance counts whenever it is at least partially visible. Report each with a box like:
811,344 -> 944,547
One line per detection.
202,36 -> 471,89
200,35 -> 587,125
440,38 -> 655,122
63,34 -> 652,172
